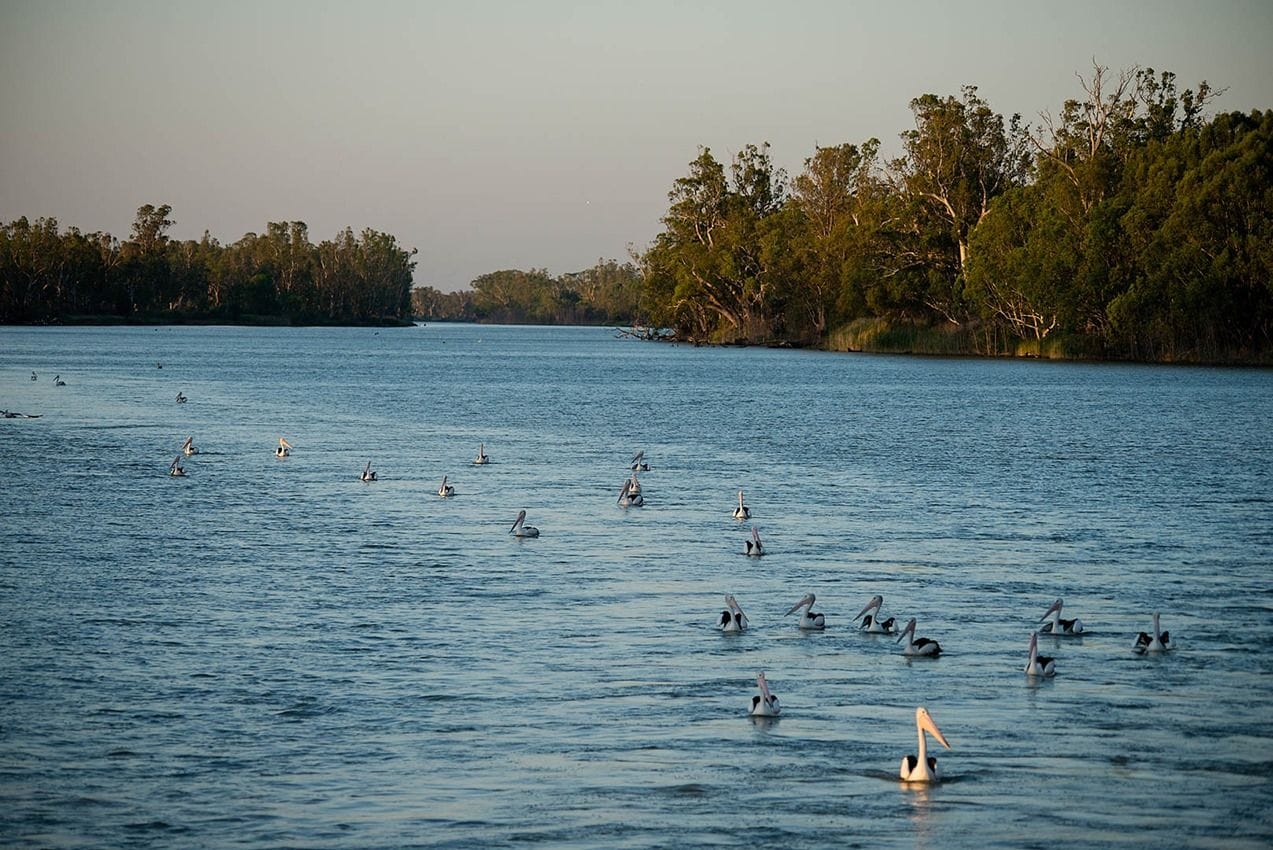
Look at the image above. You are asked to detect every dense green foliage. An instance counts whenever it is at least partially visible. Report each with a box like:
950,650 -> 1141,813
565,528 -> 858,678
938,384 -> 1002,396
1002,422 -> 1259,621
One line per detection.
638,67 -> 1272,362
411,260 -> 641,325
0,205 -> 417,324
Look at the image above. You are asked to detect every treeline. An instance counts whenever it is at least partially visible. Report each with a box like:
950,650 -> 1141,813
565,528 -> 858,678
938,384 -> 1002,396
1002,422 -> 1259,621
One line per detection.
0,204 -> 417,324
638,64 -> 1273,363
411,259 -> 641,325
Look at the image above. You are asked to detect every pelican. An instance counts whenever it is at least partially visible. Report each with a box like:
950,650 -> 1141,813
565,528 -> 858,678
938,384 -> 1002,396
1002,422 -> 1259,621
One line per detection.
617,477 -> 643,507
744,527 -> 764,557
473,443 -> 490,465
630,450 -> 650,471
733,490 -> 750,520
899,707 -> 951,783
1038,598 -> 1084,635
718,594 -> 748,632
897,617 -> 942,657
1132,612 -> 1171,654
181,436 -> 198,456
275,437 -> 292,458
785,593 -> 826,630
31,371 -> 37,381
509,509 -> 539,538
168,455 -> 186,477
438,475 -> 455,497
175,392 -> 187,404
53,375 -> 66,386
749,671 -> 780,717
854,595 -> 897,634
1024,633 -> 1057,677
361,461 -> 377,482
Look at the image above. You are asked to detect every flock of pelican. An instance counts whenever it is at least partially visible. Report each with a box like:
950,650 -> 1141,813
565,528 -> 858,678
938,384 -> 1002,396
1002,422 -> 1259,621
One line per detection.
157,428 -> 1175,783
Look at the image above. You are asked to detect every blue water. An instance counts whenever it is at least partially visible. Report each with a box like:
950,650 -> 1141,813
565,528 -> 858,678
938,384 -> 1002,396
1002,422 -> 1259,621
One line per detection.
2,323 -> 1271,848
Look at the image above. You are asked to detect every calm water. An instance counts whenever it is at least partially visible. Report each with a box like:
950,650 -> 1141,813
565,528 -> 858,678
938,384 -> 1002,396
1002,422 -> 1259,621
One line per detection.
2,323 -> 1271,849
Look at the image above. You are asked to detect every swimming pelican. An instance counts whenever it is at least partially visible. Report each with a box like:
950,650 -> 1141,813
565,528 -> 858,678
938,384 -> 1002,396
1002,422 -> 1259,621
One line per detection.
854,595 -> 897,634
1038,598 -> 1084,635
744,527 -> 764,557
361,461 -> 377,482
1024,633 -> 1057,677
749,671 -> 780,717
630,450 -> 650,471
1132,612 -> 1171,654
474,443 -> 490,465
275,437 -> 292,458
733,490 -> 750,520
181,436 -> 198,456
897,617 -> 942,657
53,375 -> 66,386
718,594 -> 748,632
617,477 -> 644,507
175,392 -> 187,404
168,455 -> 186,477
438,475 -> 455,497
785,593 -> 826,630
31,371 -> 37,381
899,707 -> 951,783
509,509 -> 539,538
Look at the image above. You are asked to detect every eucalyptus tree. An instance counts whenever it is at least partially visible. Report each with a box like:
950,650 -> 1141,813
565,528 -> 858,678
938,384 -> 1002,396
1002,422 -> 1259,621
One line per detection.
892,87 -> 1031,323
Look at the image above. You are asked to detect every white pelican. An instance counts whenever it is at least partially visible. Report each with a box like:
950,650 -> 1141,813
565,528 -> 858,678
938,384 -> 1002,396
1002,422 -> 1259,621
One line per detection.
744,527 -> 764,557
785,593 -> 826,630
509,510 -> 539,538
168,455 -> 186,477
897,617 -> 942,657
630,450 -> 650,471
718,594 -> 748,632
899,707 -> 951,783
275,437 -> 292,458
175,392 -> 187,404
181,436 -> 198,456
733,490 -> 750,520
617,477 -> 643,507
473,443 -> 490,465
1038,598 -> 1084,635
438,475 -> 455,497
854,595 -> 897,634
53,375 -> 66,386
360,461 -> 377,482
1024,633 -> 1057,677
749,671 -> 780,717
1132,612 -> 1171,654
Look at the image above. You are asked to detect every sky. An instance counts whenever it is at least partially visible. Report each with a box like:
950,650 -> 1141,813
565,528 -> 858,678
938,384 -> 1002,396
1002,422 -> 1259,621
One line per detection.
2,1 -> 1270,292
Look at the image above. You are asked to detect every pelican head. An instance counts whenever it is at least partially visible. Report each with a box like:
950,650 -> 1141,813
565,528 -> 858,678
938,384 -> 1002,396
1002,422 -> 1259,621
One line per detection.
786,593 -> 816,615
917,707 -> 950,750
896,617 -> 917,644
1039,598 -> 1067,624
510,510 -> 527,533
855,594 -> 884,622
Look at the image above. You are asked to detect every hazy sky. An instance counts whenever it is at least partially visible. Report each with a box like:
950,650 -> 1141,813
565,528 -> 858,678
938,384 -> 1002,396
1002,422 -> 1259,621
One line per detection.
2,1 -> 1270,291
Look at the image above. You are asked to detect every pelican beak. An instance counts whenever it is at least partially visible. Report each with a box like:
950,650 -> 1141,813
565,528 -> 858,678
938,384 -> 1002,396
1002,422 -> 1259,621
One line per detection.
785,594 -> 812,615
1040,599 -> 1062,622
918,709 -> 951,749
896,618 -> 916,643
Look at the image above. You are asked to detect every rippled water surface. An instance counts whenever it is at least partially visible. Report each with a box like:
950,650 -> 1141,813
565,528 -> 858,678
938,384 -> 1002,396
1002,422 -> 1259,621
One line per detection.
2,323 -> 1272,849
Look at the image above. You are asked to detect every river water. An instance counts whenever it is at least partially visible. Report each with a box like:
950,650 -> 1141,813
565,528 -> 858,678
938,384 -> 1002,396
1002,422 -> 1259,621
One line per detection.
2,323 -> 1271,848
